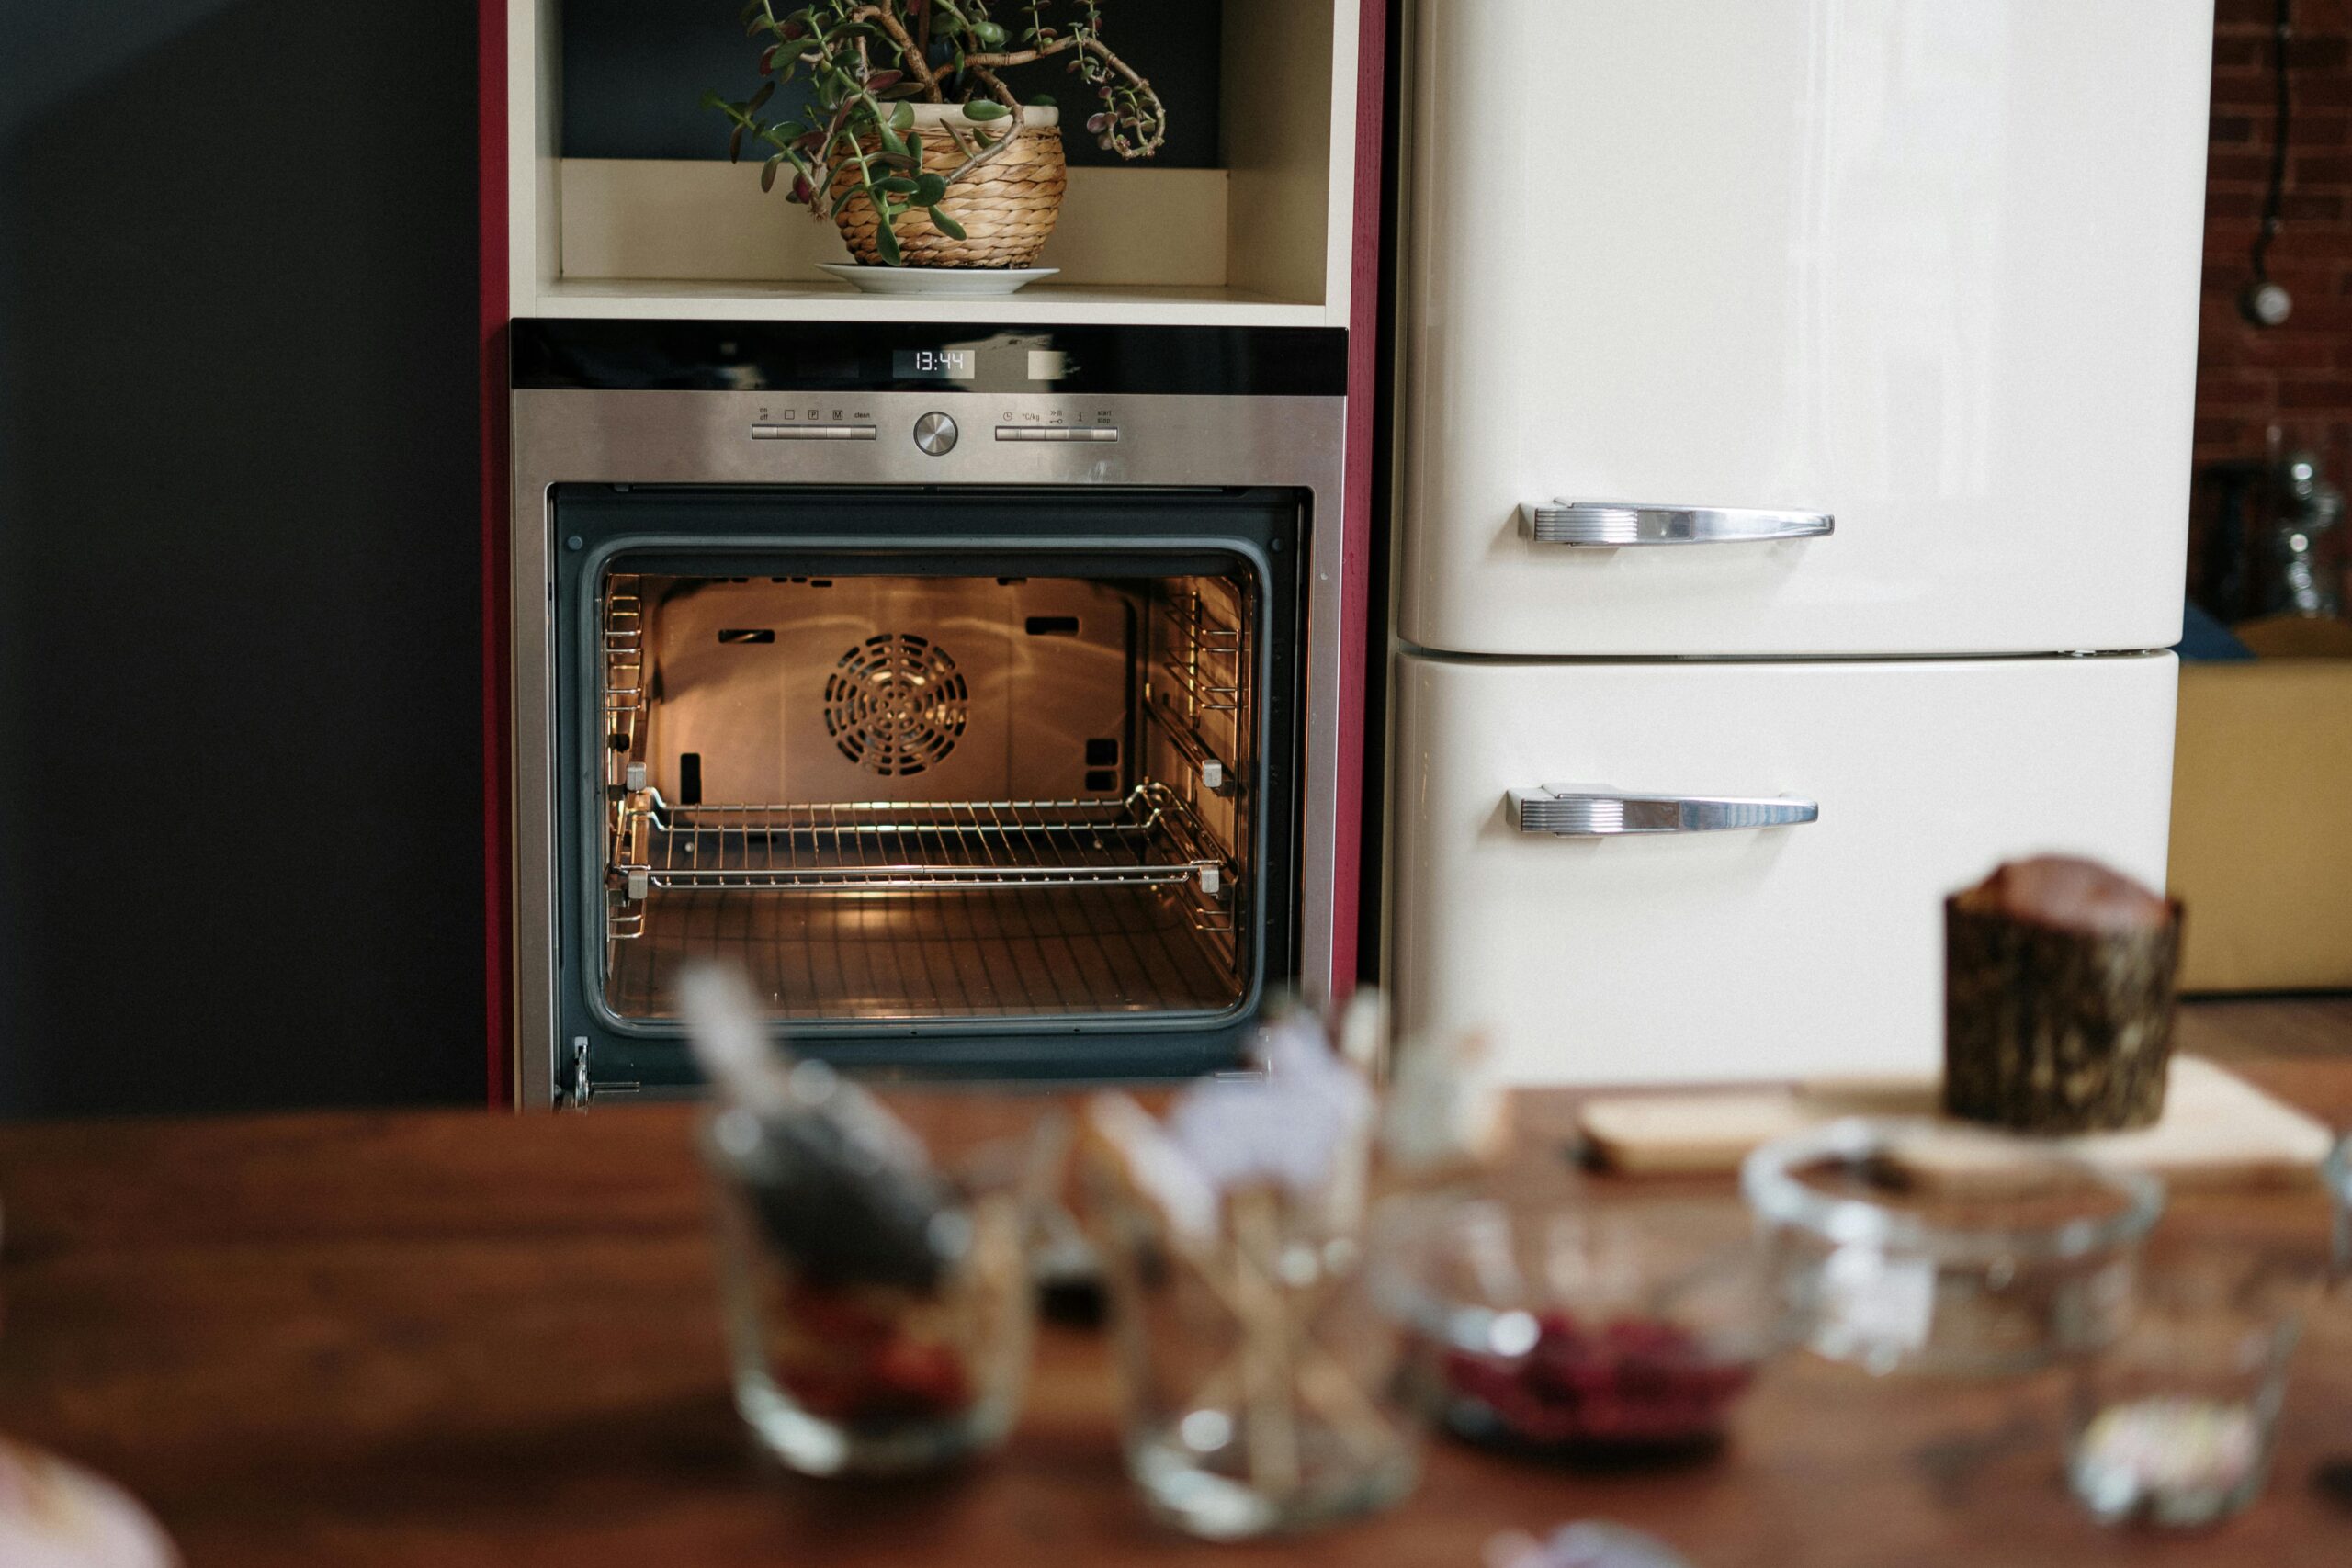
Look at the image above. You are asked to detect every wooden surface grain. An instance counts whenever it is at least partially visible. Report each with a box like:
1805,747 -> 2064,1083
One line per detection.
0,1003 -> 2347,1565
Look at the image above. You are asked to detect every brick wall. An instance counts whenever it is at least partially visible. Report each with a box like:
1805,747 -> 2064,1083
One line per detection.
2198,2 -> 2352,481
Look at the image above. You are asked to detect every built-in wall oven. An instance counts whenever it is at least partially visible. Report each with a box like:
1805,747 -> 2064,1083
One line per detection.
508,322 -> 1349,1107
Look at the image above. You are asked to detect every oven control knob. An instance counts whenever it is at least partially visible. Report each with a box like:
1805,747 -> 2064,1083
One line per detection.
912,411 -> 959,456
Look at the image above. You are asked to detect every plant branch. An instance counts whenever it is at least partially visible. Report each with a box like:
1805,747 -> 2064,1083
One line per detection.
965,32 -> 1163,158
847,3 -> 945,102
941,66 -> 1024,185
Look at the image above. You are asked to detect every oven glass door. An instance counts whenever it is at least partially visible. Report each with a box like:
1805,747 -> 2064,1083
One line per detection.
554,487 -> 1301,1083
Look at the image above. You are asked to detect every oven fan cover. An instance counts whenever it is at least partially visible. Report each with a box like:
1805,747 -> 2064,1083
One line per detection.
823,632 -> 969,776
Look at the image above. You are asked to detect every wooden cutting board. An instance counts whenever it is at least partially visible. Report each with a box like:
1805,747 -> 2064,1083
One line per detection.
1578,1055 -> 2337,1189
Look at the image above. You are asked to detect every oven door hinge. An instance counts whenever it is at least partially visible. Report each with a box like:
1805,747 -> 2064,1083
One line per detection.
562,1037 -> 641,1111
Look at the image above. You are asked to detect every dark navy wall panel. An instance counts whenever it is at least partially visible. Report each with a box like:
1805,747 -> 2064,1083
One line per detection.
0,0 -> 486,1116
561,0 -> 1224,168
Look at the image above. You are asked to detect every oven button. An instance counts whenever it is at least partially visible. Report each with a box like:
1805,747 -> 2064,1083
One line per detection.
994,425 -> 1047,441
912,411 -> 959,455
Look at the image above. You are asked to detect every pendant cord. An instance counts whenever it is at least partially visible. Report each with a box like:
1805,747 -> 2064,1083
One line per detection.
2252,0 -> 2294,284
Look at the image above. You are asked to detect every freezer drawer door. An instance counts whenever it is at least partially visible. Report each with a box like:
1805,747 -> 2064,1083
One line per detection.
1398,0 -> 2208,656
1387,652 -> 2177,1084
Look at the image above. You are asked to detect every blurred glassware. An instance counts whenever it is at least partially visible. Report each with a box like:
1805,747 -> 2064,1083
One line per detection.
1483,1520 -> 1696,1568
2326,1134 -> 2351,1278
2319,1133 -> 2352,1512
1090,1168 -> 1426,1540
1742,1118 -> 2164,1376
2066,1246 -> 2312,1528
703,1110 -> 1048,1476
1375,1183 -> 1773,1461
1083,998 -> 1416,1540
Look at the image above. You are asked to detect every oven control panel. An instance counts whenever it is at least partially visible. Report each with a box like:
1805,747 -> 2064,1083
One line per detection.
726,389 -> 1254,481
744,410 -> 1122,447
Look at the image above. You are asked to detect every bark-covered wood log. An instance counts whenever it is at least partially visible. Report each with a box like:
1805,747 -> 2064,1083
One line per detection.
1943,856 -> 2181,1134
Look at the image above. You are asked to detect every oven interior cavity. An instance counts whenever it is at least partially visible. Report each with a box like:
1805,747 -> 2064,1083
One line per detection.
597,567 -> 1258,1022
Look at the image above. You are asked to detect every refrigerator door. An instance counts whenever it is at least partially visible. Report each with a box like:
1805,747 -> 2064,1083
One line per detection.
1398,0 -> 2209,657
1387,651 -> 2177,1084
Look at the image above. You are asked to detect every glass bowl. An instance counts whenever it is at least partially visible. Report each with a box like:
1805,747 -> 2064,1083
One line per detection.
1742,1117 -> 2164,1377
1374,1184 -> 1775,1460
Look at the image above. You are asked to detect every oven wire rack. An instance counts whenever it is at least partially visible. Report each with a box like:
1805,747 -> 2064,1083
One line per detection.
606,782 -> 1230,938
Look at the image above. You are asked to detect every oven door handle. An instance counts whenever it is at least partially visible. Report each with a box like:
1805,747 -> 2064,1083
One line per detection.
1510,784 -> 1819,836
1520,501 -> 1834,547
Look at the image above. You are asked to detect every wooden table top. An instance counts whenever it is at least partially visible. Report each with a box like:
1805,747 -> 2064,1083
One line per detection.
2,999 -> 2350,1566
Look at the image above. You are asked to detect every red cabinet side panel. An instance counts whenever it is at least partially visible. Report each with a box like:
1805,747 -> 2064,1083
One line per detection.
1329,0 -> 1389,998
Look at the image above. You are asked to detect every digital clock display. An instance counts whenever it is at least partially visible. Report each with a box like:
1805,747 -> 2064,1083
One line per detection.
892,348 -> 978,380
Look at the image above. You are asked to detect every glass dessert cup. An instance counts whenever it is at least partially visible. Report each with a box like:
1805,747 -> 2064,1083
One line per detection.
2066,1245 -> 2312,1528
1742,1117 -> 2164,1377
703,1110 -> 1041,1477
1091,1179 -> 1427,1540
1374,1184 -> 1774,1462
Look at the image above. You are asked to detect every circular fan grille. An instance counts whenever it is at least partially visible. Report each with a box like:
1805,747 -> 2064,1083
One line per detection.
823,633 -> 968,776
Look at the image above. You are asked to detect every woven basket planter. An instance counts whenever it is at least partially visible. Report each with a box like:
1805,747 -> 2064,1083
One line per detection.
831,103 -> 1066,269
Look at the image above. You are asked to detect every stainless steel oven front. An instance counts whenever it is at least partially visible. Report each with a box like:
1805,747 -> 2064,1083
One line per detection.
508,322 -> 1349,1107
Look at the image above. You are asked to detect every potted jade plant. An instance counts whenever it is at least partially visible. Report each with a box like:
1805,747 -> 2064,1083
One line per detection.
704,1 -> 1167,277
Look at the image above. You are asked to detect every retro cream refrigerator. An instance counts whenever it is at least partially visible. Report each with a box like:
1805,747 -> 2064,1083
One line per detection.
1386,0 -> 2213,1082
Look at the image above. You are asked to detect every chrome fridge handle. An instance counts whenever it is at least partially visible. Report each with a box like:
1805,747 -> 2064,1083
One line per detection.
1521,502 -> 1834,547
1510,784 -> 1819,836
